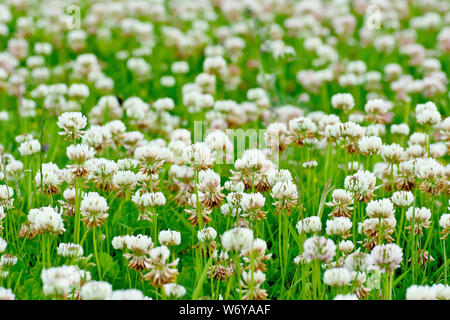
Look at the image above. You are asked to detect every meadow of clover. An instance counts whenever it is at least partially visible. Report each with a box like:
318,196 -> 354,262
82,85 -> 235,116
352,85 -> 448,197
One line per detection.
0,0 -> 449,301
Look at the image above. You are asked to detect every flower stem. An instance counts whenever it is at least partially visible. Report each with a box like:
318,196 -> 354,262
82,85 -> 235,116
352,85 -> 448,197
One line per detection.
93,227 -> 102,278
74,178 -> 82,244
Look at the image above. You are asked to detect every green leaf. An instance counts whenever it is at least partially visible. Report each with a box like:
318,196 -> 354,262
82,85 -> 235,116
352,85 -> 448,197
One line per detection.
192,255 -> 213,300
393,269 -> 410,286
17,277 -> 43,300
118,200 -> 139,228
99,252 -> 119,278
178,265 -> 196,289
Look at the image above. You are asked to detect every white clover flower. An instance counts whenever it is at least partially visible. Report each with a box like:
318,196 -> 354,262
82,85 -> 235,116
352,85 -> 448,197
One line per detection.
264,122 -> 290,151
331,93 -> 354,111
348,113 -> 364,123
57,112 -> 87,141
195,72 -> 215,93
108,289 -> 145,300
432,284 -> 450,300
123,97 -> 150,120
371,244 -> 403,273
66,144 -> 95,163
326,217 -> 352,238
170,129 -> 191,143
168,140 -> 190,164
15,133 -> 33,143
289,116 -> 317,134
234,149 -> 271,173
251,238 -> 268,254
381,143 -> 405,163
88,158 -> 118,177
240,193 -> 265,212
323,268 -> 351,287
417,109 -> 441,126
205,130 -> 233,153
303,236 -> 336,263
358,136 -> 382,155
406,207 -> 431,227
28,206 -> 65,235
0,287 -> 15,300
163,283 -> 186,299
430,142 -> 447,158
117,158 -> 139,171
80,281 -> 112,300
182,142 -> 215,169
80,192 -> 109,227
105,120 -> 126,137
0,237 -> 6,253
0,253 -> 17,268
153,97 -> 174,111
41,265 -> 90,298
406,285 -> 437,300
0,270 -> 8,280
171,61 -> 189,74
297,216 -> 322,234
415,102 -> 441,126
366,198 -> 395,219
0,111 -> 8,121
134,144 -> 167,174
203,56 -> 227,74
271,181 -> 299,209
160,75 -> 175,87
391,191 -> 414,207
63,188 -> 76,201
242,269 -> 266,286
123,234 -> 154,253
221,227 -> 254,251
326,188 -> 354,217
133,192 -> 166,208
57,243 -> 84,259
68,84 -> 89,99
0,207 -> 5,221
112,170 -> 137,189
82,125 -> 112,150
111,235 -> 127,250
339,240 -> 354,253
35,162 -> 62,192
0,185 -> 14,208
224,180 -> 245,193
391,123 -> 409,136
198,169 -> 221,187
158,230 -> 181,246
365,124 -> 385,136
127,57 -> 151,78
293,254 -> 309,265
409,132 -> 427,146
406,144 -> 425,158
364,99 -> 392,115
149,245 -> 171,264
303,160 -> 318,168
344,250 -> 374,272
439,214 -> 450,235
198,227 -> 217,242
18,139 -> 41,156
415,158 -> 444,180
5,159 -> 23,176
343,173 -> 365,193
334,293 -> 358,300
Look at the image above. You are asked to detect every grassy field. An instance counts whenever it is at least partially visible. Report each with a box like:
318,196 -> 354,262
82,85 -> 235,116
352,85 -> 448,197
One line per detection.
0,0 -> 448,300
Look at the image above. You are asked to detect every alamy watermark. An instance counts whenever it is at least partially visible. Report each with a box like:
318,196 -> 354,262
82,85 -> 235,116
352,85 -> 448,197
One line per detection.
365,5 -> 382,30
66,5 -> 81,30
193,121 -> 281,166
